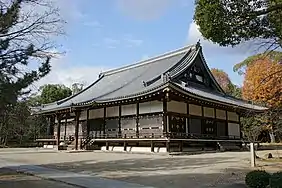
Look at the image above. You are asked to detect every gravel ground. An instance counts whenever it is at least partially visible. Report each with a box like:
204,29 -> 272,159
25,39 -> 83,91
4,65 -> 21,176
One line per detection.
0,168 -> 77,188
0,148 -> 281,188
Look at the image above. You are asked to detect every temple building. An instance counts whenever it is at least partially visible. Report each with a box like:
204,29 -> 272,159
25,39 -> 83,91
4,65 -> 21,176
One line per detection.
34,42 -> 266,152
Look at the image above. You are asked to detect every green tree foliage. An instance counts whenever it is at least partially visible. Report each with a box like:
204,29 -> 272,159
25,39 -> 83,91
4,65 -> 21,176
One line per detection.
194,0 -> 282,142
0,83 -> 72,146
233,51 -> 282,75
0,0 -> 63,114
39,84 -> 72,104
245,170 -> 271,188
71,83 -> 84,95
0,0 -> 63,146
194,0 -> 282,48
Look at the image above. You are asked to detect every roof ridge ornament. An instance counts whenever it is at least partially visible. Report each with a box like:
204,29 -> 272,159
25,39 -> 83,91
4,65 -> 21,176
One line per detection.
162,72 -> 171,82
196,39 -> 201,50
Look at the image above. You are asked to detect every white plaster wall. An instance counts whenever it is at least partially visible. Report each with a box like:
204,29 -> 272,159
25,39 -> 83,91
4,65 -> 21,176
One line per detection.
228,123 -> 240,137
139,101 -> 163,114
89,108 -> 104,119
80,110 -> 87,120
189,104 -> 202,116
203,107 -> 214,118
121,104 -> 136,116
227,111 -> 239,122
55,118 -> 74,123
106,106 -> 119,117
216,109 -> 226,120
167,100 -> 187,114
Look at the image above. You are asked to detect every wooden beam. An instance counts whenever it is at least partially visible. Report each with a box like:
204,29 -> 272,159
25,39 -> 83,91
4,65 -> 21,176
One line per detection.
74,111 -> 81,150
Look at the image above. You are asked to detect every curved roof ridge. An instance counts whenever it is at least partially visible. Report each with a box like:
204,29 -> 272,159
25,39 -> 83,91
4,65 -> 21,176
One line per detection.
101,44 -> 197,76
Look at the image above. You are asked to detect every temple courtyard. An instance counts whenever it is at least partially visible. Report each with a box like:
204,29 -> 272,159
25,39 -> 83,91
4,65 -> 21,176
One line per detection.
0,148 -> 281,188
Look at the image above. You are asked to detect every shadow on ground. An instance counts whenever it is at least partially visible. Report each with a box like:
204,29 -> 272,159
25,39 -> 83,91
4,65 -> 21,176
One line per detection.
0,168 -> 74,188
42,156 -> 249,188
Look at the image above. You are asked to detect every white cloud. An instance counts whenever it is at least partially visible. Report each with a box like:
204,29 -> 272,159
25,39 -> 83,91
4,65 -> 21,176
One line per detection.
83,21 -> 103,28
116,0 -> 171,20
186,22 -> 267,56
103,38 -> 121,49
102,35 -> 144,49
31,54 -> 109,92
123,34 -> 143,47
53,0 -> 86,22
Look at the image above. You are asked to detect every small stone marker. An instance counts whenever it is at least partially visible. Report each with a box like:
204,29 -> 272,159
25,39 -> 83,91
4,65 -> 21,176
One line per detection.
250,143 -> 256,167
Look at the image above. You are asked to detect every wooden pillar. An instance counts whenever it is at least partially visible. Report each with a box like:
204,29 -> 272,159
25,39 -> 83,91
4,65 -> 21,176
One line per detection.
86,109 -> 90,136
74,111 -> 81,150
163,94 -> 168,135
48,115 -> 55,136
238,112 -> 242,139
214,108 -> 218,138
186,102 -> 189,136
64,114 -> 67,141
56,114 -> 61,146
106,141 -> 109,150
47,116 -> 51,135
123,141 -> 127,151
166,139 -> 170,153
103,107 -> 106,136
179,140 -> 183,152
151,141 -> 154,152
136,102 -> 139,138
118,105 -> 122,137
201,105 -> 204,135
225,110 -> 229,138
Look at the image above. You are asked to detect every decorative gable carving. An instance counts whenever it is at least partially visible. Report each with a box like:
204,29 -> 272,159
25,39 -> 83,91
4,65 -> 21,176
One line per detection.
174,54 -> 224,93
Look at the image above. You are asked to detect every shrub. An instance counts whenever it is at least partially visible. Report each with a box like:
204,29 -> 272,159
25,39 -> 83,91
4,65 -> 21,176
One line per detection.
245,170 -> 271,188
270,171 -> 282,188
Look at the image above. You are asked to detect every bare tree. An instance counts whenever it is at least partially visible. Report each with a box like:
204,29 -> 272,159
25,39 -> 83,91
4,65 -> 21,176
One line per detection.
0,0 -> 65,146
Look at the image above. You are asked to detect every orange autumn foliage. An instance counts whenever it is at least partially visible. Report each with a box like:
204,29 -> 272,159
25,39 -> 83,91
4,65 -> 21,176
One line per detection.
211,68 -> 231,92
242,58 -> 282,107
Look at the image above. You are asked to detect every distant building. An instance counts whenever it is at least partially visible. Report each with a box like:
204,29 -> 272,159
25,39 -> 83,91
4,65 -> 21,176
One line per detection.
34,42 -> 266,152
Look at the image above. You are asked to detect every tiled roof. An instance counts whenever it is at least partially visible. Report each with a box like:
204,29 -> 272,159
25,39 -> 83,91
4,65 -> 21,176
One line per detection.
35,43 -> 266,113
171,82 -> 267,111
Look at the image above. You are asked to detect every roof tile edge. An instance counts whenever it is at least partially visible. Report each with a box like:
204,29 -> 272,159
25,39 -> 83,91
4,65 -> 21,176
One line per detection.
102,44 -> 197,76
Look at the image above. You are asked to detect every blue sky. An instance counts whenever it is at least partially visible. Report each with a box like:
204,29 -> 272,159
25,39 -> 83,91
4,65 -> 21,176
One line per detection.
35,0 -> 258,89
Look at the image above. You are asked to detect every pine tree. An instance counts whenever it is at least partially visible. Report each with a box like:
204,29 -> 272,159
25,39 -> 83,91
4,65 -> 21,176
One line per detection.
0,0 -> 63,145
